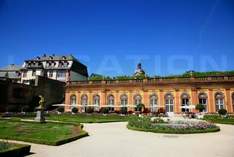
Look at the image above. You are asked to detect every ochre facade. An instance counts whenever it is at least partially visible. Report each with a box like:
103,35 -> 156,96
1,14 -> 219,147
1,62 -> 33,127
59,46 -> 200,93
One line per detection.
65,76 -> 234,113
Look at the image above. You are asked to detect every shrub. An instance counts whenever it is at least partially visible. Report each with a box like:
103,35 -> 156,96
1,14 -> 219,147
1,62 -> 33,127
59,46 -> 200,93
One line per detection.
157,107 -> 165,114
142,108 -> 150,114
196,104 -> 205,112
57,106 -> 64,113
151,117 -> 165,124
99,107 -> 109,114
85,107 -> 94,113
7,105 -> 20,112
120,107 -> 128,114
128,116 -> 152,129
72,107 -> 78,113
135,103 -> 145,112
218,109 -> 227,116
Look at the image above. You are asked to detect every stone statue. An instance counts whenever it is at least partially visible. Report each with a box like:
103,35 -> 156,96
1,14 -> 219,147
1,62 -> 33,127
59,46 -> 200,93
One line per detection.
38,95 -> 45,109
35,95 -> 46,123
134,63 -> 145,76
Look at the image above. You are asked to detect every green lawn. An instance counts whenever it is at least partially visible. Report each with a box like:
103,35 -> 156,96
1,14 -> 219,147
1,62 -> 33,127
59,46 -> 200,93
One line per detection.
203,115 -> 234,125
46,113 -> 130,123
5,113 -> 130,123
0,120 -> 88,145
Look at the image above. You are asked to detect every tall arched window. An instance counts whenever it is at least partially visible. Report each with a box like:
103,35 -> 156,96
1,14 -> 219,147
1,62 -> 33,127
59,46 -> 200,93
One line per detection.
198,93 -> 207,112
150,94 -> 157,112
70,95 -> 76,106
232,93 -> 234,112
107,95 -> 115,111
81,94 -> 88,112
93,95 -> 100,112
165,93 -> 174,112
181,93 -> 190,112
134,94 -> 142,105
93,95 -> 100,106
215,92 -> 225,111
120,94 -> 128,107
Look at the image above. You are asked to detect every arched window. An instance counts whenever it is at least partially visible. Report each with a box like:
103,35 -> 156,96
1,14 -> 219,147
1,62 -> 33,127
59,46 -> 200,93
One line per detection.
150,94 -> 157,112
70,95 -> 76,106
93,95 -> 100,106
215,92 -> 225,111
181,93 -> 190,112
107,95 -> 115,111
198,93 -> 208,112
107,95 -> 114,106
120,94 -> 128,107
232,93 -> 234,112
81,95 -> 88,106
81,94 -> 88,112
134,94 -> 142,105
165,93 -> 174,112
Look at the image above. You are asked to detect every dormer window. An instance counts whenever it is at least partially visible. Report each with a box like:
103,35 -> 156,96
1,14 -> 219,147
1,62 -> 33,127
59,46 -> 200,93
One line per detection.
64,61 -> 69,67
62,56 -> 66,60
48,71 -> 53,77
58,61 -> 64,67
37,56 -> 40,60
32,70 -> 36,76
23,71 -> 27,77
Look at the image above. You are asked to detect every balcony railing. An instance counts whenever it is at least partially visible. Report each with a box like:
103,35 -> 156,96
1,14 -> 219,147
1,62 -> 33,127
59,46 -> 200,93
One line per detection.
69,75 -> 234,86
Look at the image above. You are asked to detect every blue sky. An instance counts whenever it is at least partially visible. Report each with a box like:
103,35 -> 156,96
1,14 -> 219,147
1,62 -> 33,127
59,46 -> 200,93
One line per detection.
0,0 -> 233,76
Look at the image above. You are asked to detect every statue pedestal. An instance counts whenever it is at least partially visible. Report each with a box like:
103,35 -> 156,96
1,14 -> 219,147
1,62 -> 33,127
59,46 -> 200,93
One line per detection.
34,108 -> 45,123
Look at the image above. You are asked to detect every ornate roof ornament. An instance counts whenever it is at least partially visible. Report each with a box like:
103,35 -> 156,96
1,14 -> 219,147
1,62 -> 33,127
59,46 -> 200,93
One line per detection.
134,63 -> 145,77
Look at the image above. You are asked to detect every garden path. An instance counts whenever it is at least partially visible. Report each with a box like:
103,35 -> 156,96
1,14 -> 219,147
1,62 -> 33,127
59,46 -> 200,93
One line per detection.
12,122 -> 234,157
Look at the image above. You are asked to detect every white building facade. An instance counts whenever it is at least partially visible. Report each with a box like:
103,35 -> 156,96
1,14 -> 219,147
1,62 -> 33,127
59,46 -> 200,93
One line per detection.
21,54 -> 88,84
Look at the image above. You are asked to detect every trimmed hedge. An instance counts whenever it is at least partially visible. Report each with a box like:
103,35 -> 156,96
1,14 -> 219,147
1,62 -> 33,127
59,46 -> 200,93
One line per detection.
0,142 -> 31,157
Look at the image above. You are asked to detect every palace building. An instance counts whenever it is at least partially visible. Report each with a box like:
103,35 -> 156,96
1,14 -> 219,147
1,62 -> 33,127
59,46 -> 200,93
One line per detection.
21,54 -> 88,84
65,64 -> 234,114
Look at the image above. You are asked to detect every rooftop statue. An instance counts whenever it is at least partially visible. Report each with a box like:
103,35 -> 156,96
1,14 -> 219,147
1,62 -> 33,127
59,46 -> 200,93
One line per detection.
134,63 -> 145,77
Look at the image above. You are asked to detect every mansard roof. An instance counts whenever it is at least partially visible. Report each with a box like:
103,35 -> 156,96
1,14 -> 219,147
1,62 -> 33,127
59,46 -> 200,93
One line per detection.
0,64 -> 21,72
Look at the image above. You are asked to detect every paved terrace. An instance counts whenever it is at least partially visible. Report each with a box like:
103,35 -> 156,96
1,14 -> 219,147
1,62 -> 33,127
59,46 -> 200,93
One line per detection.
7,122 -> 234,157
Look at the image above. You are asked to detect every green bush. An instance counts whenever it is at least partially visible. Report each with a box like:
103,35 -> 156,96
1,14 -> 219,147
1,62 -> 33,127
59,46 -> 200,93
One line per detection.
72,107 -> 78,113
218,109 -> 227,116
128,116 -> 152,129
135,103 -> 145,112
120,107 -> 128,114
196,104 -> 205,112
99,107 -> 109,114
85,107 -> 94,113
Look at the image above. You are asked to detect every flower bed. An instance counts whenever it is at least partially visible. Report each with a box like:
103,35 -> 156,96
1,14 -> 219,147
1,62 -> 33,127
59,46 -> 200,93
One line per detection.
127,116 -> 220,134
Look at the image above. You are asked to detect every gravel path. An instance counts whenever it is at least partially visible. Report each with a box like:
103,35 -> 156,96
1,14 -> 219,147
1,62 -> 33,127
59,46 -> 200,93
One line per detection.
10,122 -> 234,157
